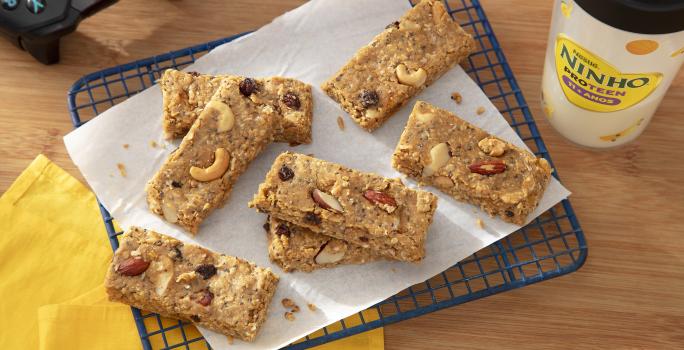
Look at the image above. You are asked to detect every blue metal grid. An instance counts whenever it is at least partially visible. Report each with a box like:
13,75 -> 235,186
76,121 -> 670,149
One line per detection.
67,0 -> 588,349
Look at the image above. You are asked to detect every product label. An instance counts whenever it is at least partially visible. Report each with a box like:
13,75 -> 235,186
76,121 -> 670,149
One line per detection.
554,34 -> 662,113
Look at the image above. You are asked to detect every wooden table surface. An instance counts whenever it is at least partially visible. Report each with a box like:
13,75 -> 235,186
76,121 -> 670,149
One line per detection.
1,0 -> 682,349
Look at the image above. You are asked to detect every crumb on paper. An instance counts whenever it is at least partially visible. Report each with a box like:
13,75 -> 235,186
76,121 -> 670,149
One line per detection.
450,92 -> 462,104
282,298 -> 300,312
476,218 -> 484,229
116,163 -> 127,177
284,311 -> 296,321
150,140 -> 158,148
476,106 -> 486,115
226,335 -> 234,345
282,298 -> 296,309
337,116 -> 345,131
122,144 -> 129,149
307,303 -> 317,312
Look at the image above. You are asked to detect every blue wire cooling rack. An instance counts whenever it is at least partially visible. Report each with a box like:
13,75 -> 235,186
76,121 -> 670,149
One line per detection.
67,0 -> 587,348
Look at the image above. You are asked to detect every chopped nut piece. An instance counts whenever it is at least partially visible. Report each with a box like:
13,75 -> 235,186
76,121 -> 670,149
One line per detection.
469,160 -> 506,175
415,111 -> 434,123
116,257 -> 149,276
400,19 -> 421,31
422,142 -> 451,177
363,190 -> 398,213
116,163 -> 127,178
175,271 -> 197,283
284,311 -> 296,321
476,106 -> 486,115
478,137 -> 507,157
450,92 -> 462,104
311,189 -> 344,213
396,64 -> 427,87
337,116 -> 345,131
314,242 -> 346,264
307,303 -> 317,312
189,148 -> 230,182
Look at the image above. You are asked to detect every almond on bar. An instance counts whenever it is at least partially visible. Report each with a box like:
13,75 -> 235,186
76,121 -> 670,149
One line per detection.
104,227 -> 279,342
249,152 -> 438,262
391,101 -> 553,225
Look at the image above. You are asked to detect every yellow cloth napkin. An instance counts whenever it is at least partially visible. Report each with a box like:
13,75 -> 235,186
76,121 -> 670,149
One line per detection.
0,155 -> 383,349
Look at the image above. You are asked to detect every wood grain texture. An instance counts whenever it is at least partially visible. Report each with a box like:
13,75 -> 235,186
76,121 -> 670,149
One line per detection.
0,0 -> 682,349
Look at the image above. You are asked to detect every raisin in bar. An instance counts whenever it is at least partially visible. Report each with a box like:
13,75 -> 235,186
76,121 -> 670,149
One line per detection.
392,101 -> 553,225
249,152 -> 438,262
105,227 -> 279,342
147,77 -> 312,234
321,0 -> 474,131
160,69 -> 313,145
267,216 -> 380,272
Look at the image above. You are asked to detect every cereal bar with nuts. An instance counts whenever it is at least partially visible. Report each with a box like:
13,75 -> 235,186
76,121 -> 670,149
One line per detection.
104,227 -> 279,342
392,101 -> 553,225
160,69 -> 313,145
321,0 -> 474,131
249,152 -> 438,262
267,216 -> 380,272
147,77 -> 312,234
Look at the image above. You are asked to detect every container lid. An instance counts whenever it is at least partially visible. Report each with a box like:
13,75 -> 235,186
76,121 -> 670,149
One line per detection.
575,0 -> 684,35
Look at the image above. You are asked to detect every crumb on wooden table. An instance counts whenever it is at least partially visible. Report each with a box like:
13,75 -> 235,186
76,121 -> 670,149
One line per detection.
284,311 -> 296,321
116,163 -> 127,177
307,303 -> 317,312
337,116 -> 345,131
122,144 -> 129,149
476,218 -> 484,229
476,106 -> 486,115
450,92 -> 462,104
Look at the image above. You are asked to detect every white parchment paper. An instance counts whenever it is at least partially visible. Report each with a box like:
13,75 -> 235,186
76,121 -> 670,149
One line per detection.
64,0 -> 570,348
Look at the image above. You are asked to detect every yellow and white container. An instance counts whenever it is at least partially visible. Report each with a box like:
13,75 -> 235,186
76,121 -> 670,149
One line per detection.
541,0 -> 684,148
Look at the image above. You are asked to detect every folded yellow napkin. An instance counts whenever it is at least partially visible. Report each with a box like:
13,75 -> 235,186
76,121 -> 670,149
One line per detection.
0,155 -> 383,350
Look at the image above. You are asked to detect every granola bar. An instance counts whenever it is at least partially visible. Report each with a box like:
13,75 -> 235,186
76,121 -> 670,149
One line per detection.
160,69 -> 313,145
249,152 -> 438,262
392,101 -> 553,225
104,227 -> 279,342
321,0 -> 474,131
267,216 -> 380,272
147,76 -> 311,234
